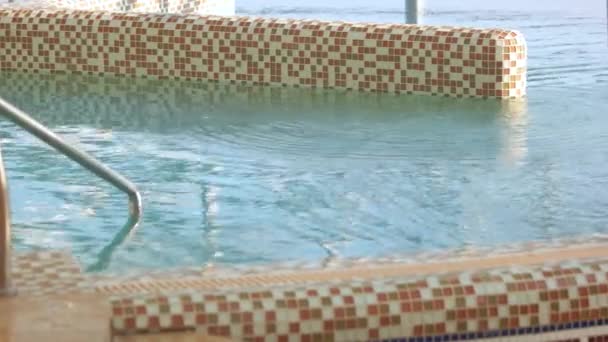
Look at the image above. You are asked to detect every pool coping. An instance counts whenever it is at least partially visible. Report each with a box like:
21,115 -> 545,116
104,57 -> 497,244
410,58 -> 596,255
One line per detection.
6,236 -> 608,341
106,244 -> 608,340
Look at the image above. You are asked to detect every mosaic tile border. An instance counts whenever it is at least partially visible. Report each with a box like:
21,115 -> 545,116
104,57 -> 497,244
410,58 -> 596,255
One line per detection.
11,249 -> 93,296
49,0 -> 234,16
0,8 -> 526,98
8,249 -> 608,340
110,258 -> 608,340
0,0 -> 234,16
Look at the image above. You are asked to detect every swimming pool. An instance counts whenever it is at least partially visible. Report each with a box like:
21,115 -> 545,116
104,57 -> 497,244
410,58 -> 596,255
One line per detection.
1,0 -> 607,274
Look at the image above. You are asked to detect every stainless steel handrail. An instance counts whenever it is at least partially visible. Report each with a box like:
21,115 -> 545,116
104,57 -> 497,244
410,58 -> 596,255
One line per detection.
0,146 -> 15,296
0,97 -> 142,294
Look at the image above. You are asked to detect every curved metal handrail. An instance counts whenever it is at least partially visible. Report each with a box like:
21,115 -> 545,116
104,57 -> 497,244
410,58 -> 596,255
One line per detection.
0,97 -> 142,290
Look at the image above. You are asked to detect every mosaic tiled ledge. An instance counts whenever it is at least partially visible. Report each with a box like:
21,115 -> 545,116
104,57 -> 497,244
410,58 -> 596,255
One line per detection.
0,0 -> 235,16
9,237 -> 608,341
0,7 -> 526,99
110,257 -> 608,341
105,236 -> 608,342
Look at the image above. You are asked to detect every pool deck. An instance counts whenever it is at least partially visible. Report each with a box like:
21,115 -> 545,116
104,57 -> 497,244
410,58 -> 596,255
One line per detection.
2,241 -> 608,341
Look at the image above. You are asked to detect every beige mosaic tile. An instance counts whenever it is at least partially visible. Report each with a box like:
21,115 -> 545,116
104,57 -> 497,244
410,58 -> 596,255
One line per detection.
0,0 -> 234,15
50,0 -> 233,15
6,245 -> 608,340
0,8 -> 526,98
11,250 -> 93,296
109,258 -> 608,341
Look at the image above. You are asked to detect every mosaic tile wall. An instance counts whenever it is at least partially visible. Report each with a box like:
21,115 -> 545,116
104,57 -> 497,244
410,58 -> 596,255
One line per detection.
111,258 -> 608,341
8,250 -> 608,340
46,0 -> 234,15
0,8 -> 526,98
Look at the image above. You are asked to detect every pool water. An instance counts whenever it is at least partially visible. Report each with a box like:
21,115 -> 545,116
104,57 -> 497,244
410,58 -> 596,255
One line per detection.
1,0 -> 607,273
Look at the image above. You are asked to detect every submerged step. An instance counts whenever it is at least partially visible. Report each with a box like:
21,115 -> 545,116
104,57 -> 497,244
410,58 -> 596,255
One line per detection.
10,250 -> 92,296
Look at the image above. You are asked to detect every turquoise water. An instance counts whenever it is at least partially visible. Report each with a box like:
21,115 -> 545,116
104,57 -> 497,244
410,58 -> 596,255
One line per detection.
0,0 -> 607,273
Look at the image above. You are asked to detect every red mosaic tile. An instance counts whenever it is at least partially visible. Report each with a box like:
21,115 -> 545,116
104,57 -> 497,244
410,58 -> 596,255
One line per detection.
0,8 -> 526,98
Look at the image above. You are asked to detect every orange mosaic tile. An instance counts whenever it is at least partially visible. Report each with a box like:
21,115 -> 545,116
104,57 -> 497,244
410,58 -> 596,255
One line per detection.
0,8 -> 526,98
109,258 -> 608,341
11,250 -> 93,296
43,0 -> 234,16
5,246 -> 608,341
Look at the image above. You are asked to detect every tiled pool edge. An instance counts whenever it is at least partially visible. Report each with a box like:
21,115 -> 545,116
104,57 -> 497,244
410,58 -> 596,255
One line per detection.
1,0 -> 235,15
0,8 -> 526,98
8,243 -> 608,340
102,242 -> 608,341
48,0 -> 235,16
109,257 -> 608,341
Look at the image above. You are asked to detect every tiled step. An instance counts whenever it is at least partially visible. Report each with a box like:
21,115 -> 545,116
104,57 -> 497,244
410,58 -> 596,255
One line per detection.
109,258 -> 608,341
11,250 -> 93,296
9,248 -> 608,340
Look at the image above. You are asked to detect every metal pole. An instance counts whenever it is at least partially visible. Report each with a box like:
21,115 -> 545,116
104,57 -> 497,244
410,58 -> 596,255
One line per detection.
405,0 -> 424,24
0,146 -> 16,296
